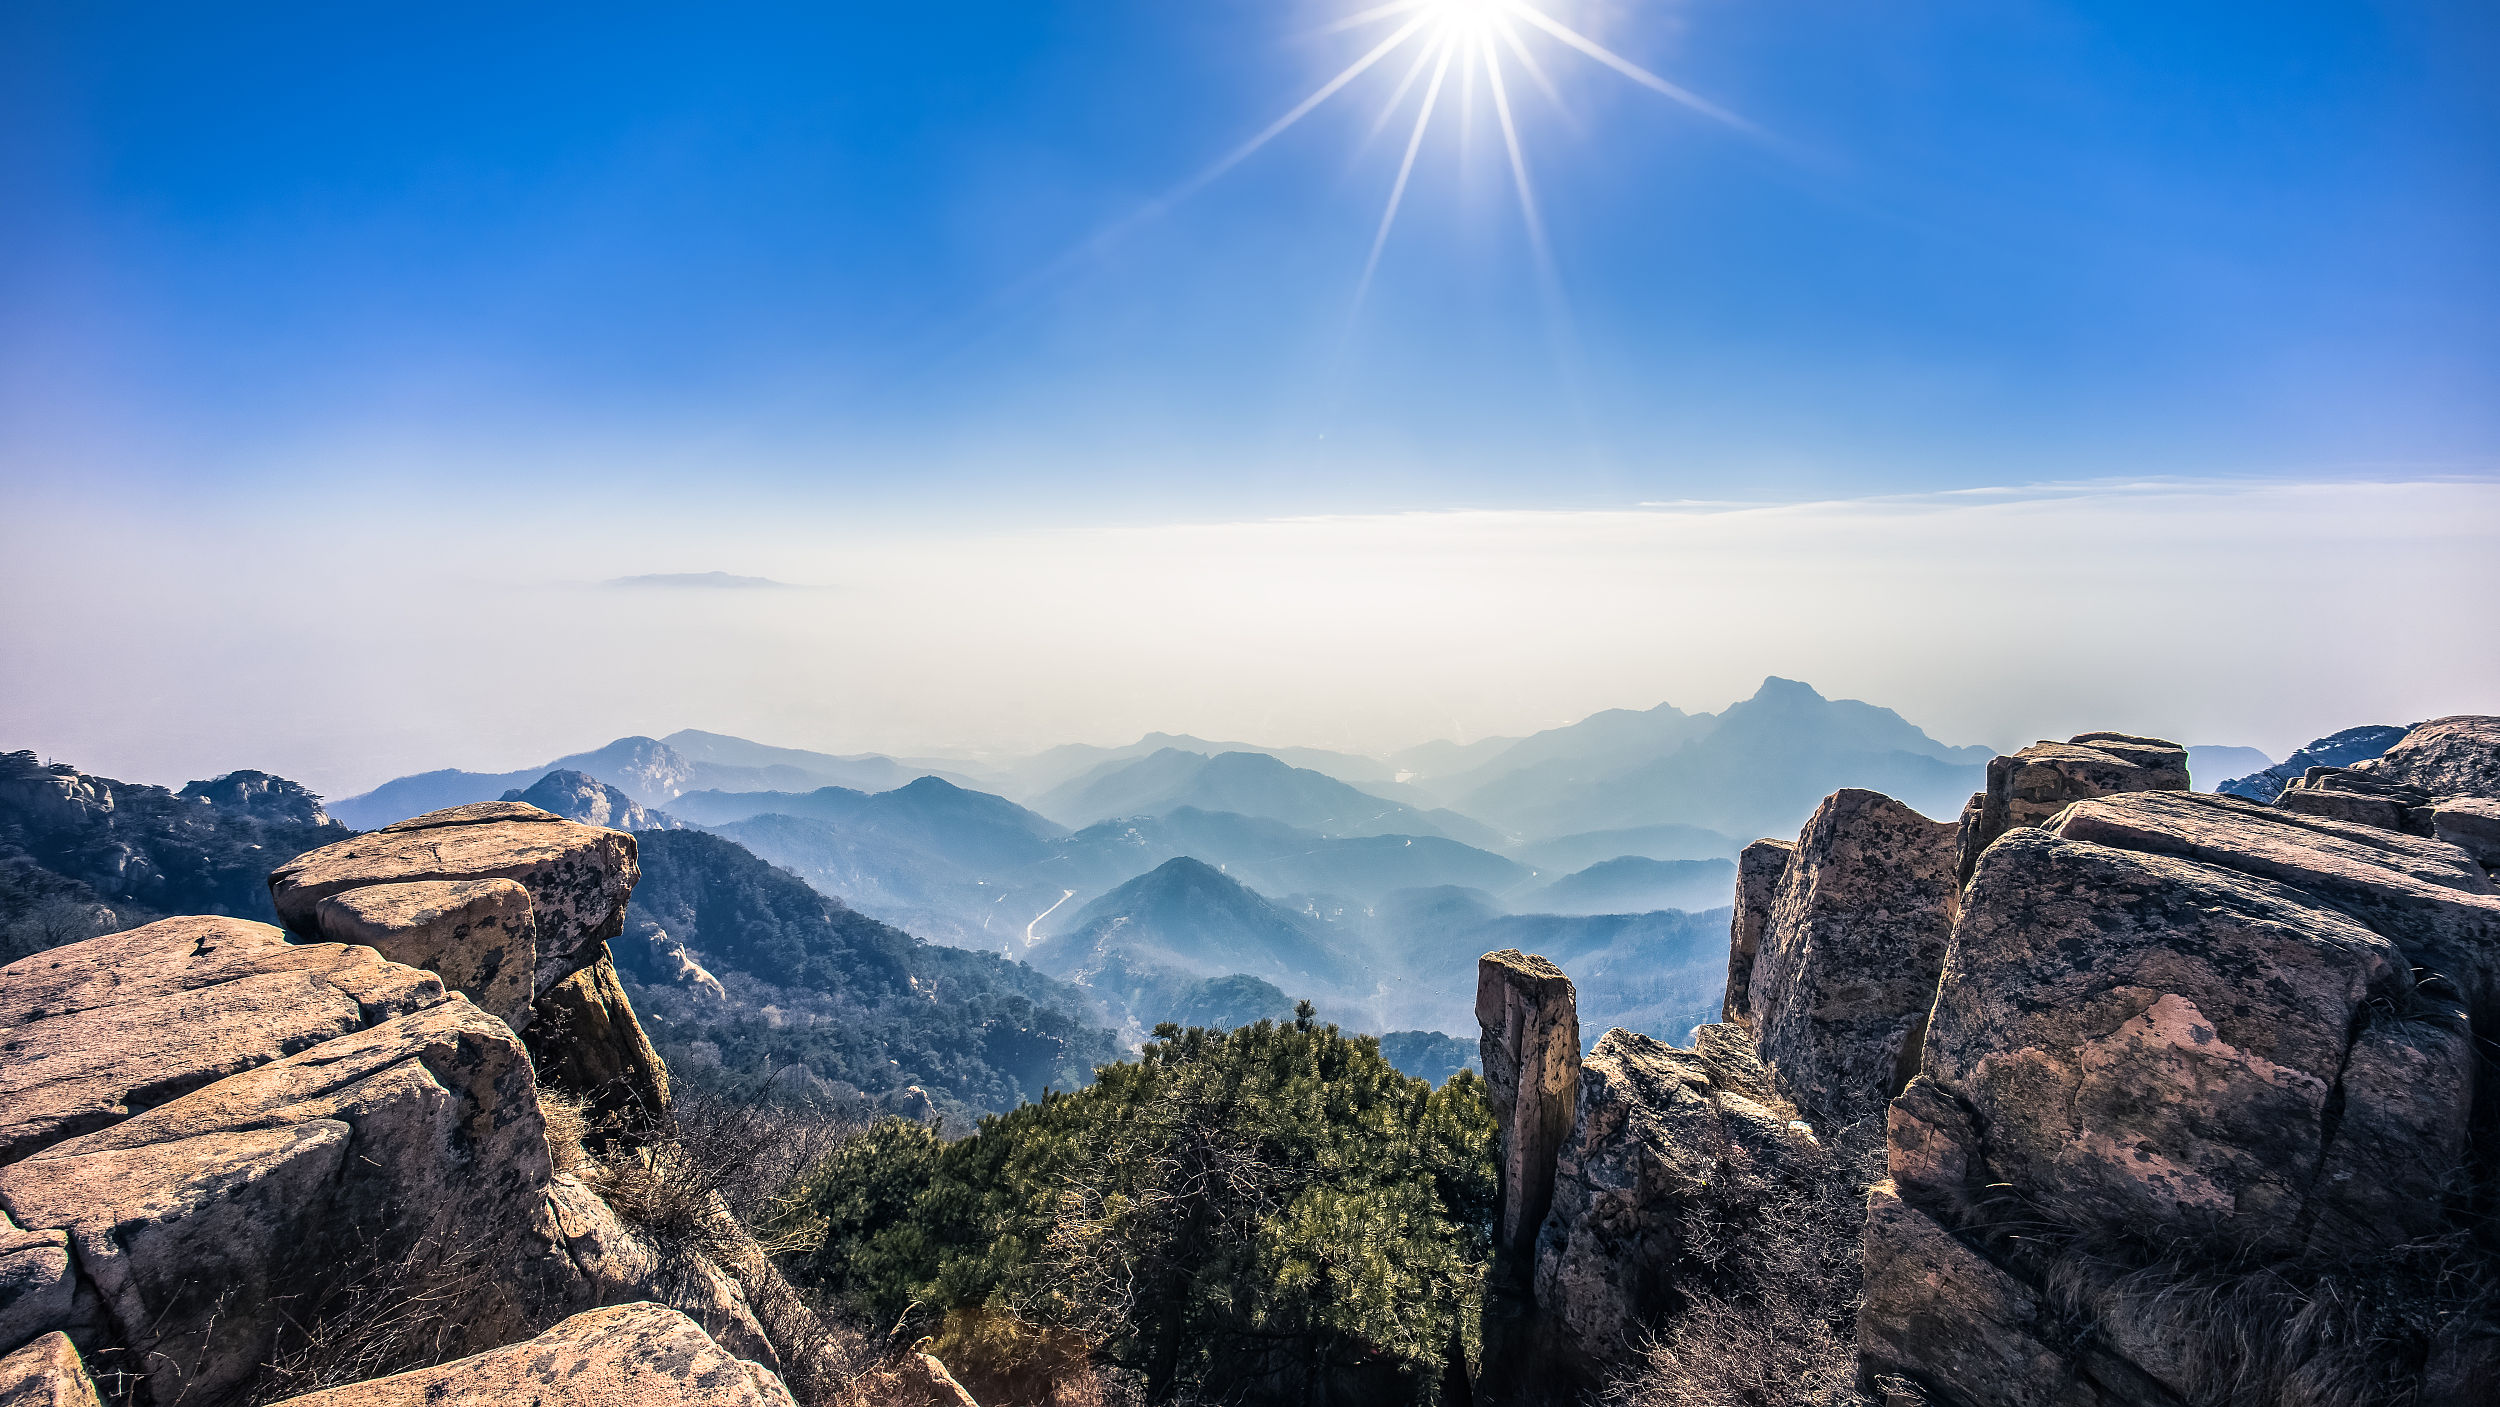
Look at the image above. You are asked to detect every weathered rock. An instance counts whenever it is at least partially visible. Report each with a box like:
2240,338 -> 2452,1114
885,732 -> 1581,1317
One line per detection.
2274,766 -> 2436,834
312,879 -> 537,1030
533,955 -> 671,1128
263,1302 -> 795,1406
1925,825 -> 2473,1257
2434,796 -> 2500,871
0,917 -> 442,1164
380,800 -> 569,832
2049,790 -> 2500,1020
1957,734 -> 2189,885
269,806 -> 637,998
1721,839 -> 1792,1023
0,1332 -> 101,1407
1748,789 -> 1959,1131
1857,1183 -> 2115,1407
542,1176 -> 777,1372
1476,950 -> 1579,1269
0,1212 -> 76,1362
1530,1026 -> 1817,1375
2348,714 -> 2500,800
0,1001 -> 561,1404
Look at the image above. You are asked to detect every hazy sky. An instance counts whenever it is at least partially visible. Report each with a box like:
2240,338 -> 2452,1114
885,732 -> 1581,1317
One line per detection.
2,2 -> 2495,796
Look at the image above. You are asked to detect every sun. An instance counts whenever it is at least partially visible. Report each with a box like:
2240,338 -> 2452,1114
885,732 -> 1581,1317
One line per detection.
1187,0 -> 1751,303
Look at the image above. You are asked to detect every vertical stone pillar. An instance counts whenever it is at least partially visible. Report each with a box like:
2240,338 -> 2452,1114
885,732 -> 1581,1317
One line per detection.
1722,838 -> 1794,1024
1476,949 -> 1580,1268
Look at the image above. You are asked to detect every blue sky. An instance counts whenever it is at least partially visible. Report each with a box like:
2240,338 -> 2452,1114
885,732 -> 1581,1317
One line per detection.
7,0 -> 2494,519
3,2 -> 2496,789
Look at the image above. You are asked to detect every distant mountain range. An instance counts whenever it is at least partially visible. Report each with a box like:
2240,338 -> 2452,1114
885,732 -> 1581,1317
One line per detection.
1430,677 -> 1995,840
1033,748 -> 1502,847
324,677 -> 2262,1052
328,731 -> 982,830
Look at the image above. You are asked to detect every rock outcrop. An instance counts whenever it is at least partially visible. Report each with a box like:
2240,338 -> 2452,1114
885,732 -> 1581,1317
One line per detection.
265,1303 -> 796,1406
268,802 -> 638,1000
1747,789 -> 1959,1132
1477,949 -> 1581,1269
1531,1024 -> 1819,1377
1862,785 -> 2500,1405
311,878 -> 537,1029
1955,733 -> 2188,885
0,915 -> 441,1163
0,994 -> 570,1402
0,1332 -> 100,1407
0,802 -> 796,1406
533,956 -> 674,1127
2347,714 -> 2500,799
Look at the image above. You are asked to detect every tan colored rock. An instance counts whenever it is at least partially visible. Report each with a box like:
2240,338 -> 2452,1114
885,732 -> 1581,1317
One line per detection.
1720,838 -> 1791,1023
0,917 -> 442,1164
1476,950 -> 1579,1269
313,878 -> 537,1030
1956,733 -> 2188,885
379,800 -> 568,832
542,1175 -> 777,1372
2049,790 -> 2500,1020
1928,825 -> 2472,1257
2275,766 -> 2436,834
0,1211 -> 76,1360
2348,714 -> 2500,800
2432,796 -> 2500,871
1529,1026 -> 1817,1375
534,955 -> 671,1128
0,1001 -> 560,1404
0,1332 -> 102,1407
1857,1183 -> 2114,1407
269,807 -> 637,998
1748,788 -> 1959,1131
264,1302 -> 795,1406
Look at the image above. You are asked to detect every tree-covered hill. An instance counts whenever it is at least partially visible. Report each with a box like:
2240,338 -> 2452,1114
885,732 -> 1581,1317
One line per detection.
617,828 -> 1120,1121
789,1008 -> 1495,1405
0,749 -> 347,958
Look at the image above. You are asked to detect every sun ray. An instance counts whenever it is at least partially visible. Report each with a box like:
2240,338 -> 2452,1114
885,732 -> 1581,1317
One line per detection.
1492,14 -> 1570,121
1312,0 -> 1429,38
1498,1 -> 1755,132
1479,33 -> 1549,261
1180,11 -> 1434,205
1367,25 -> 1445,142
1356,36 -> 1458,305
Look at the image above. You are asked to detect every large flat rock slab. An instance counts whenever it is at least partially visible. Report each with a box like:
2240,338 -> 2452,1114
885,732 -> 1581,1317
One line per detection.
0,918 -> 441,1165
263,1302 -> 795,1406
270,806 -> 637,998
1928,827 -> 2472,1257
2048,790 -> 2500,1020
0,1001 -> 559,1405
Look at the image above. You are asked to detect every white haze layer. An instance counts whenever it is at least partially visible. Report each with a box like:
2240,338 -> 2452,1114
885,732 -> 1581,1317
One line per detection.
3,477 -> 2493,800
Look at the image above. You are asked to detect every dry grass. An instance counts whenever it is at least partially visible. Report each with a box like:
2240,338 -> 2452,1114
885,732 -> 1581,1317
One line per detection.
1605,1124 -> 1886,1407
